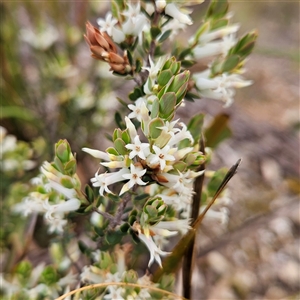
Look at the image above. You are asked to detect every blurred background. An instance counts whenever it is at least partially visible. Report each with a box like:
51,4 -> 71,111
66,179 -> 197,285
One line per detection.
1,1 -> 299,299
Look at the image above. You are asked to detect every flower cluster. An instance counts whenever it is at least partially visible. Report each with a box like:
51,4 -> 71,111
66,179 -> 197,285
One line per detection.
5,1 -> 257,299
0,126 -> 36,174
79,245 -> 172,300
189,2 -> 257,106
83,55 -> 206,266
13,140 -> 83,233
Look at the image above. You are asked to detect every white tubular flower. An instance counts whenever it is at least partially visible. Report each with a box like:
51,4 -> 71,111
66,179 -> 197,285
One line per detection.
125,135 -> 150,160
159,18 -> 187,40
144,56 -> 167,81
45,217 -> 68,233
13,195 -> 45,217
80,266 -> 103,284
125,116 -> 138,141
20,26 -> 59,50
138,233 -> 170,267
157,119 -> 180,136
128,97 -> 149,122
122,2 -> 149,37
91,168 -> 130,196
120,164 -> 147,195
147,145 -> 176,171
57,271 -> 78,287
104,287 -> 125,300
167,122 -> 194,146
123,2 -> 141,22
200,206 -> 229,226
40,162 -> 77,199
194,72 -> 253,107
198,24 -> 240,44
48,180 -> 77,199
0,133 -> 17,156
155,0 -> 166,12
193,34 -> 237,59
43,198 -> 81,220
101,160 -> 126,169
82,148 -> 110,161
165,3 -> 193,25
111,27 -> 126,44
104,272 -> 123,294
97,12 -> 118,36
152,219 -> 192,235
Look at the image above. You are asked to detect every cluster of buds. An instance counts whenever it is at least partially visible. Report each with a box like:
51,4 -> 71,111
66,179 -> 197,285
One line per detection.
84,22 -> 131,74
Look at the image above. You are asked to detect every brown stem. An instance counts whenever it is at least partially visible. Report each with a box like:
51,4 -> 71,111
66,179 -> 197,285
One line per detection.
147,0 -> 160,66
109,193 -> 132,229
92,207 -> 115,222
182,136 -> 205,299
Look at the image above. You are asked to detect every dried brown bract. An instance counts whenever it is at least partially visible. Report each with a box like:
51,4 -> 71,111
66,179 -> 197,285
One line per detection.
84,21 -> 131,74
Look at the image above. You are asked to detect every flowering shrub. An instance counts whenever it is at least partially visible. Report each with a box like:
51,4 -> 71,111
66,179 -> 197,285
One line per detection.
1,0 -> 256,299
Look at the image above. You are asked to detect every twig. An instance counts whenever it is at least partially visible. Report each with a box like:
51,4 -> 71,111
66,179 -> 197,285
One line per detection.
92,207 -> 115,222
182,136 -> 205,299
109,193 -> 132,229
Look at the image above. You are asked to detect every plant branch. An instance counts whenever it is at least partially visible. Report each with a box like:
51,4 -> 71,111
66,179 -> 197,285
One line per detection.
109,193 -> 132,229
92,207 -> 115,222
182,136 -> 205,299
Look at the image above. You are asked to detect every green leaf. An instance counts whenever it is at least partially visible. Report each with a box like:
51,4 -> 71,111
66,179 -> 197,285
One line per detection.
206,0 -> 229,20
150,26 -> 161,39
1,106 -> 36,121
121,129 -> 131,144
205,113 -> 231,148
149,117 -> 164,139
115,111 -> 125,129
175,81 -> 188,104
221,54 -> 240,73
120,222 -> 130,233
157,69 -> 173,87
151,98 -> 159,118
108,193 -> 120,202
40,266 -> 59,286
127,50 -> 133,66
181,59 -> 196,68
106,230 -> 123,245
179,48 -> 192,60
64,159 -> 77,175
129,215 -> 137,226
158,29 -> 172,43
146,205 -> 157,218
207,168 -> 228,196
85,185 -> 94,203
187,113 -> 205,145
166,71 -> 190,96
94,226 -> 105,237
135,58 -> 142,73
60,177 -> 74,189
229,31 -> 258,59
159,92 -> 176,118
106,147 -> 119,156
210,18 -> 229,30
129,87 -> 144,101
134,193 -> 150,201
169,61 -> 181,75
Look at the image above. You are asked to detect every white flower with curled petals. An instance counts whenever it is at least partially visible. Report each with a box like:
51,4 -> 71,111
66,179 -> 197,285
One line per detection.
194,71 -> 253,107
91,168 -> 130,196
128,97 -> 149,122
147,145 -> 176,171
125,135 -> 150,160
165,3 -> 193,25
97,12 -> 118,36
137,233 -> 169,267
120,164 -> 147,195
